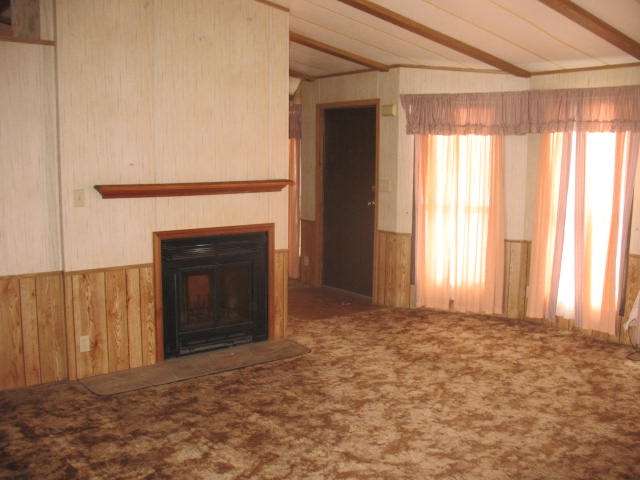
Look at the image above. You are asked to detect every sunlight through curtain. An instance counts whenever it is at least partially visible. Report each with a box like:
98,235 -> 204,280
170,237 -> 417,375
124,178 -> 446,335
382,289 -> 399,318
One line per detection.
414,134 -> 504,314
527,131 -> 640,335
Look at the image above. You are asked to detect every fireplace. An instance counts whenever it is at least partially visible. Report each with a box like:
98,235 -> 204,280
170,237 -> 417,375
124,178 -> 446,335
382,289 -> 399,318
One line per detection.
158,227 -> 270,358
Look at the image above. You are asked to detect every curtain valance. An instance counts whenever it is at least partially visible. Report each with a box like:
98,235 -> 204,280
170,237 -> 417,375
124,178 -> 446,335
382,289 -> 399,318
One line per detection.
400,85 -> 640,136
289,104 -> 302,139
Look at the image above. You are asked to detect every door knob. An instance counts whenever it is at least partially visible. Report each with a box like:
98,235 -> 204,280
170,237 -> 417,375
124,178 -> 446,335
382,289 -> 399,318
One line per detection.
367,201 -> 375,206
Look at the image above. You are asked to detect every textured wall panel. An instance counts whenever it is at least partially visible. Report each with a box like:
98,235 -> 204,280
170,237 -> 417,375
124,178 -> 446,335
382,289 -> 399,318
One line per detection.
0,42 -> 60,276
56,0 -> 290,271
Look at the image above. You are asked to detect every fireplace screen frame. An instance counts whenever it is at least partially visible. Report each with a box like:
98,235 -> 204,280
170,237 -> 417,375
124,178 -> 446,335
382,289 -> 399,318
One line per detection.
153,224 -> 274,361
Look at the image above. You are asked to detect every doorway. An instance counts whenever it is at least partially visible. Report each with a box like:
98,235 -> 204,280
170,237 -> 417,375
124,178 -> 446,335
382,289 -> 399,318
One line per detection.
319,101 -> 378,297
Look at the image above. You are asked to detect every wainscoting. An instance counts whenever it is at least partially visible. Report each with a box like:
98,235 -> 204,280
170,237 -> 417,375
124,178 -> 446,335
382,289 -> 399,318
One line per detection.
1,251 -> 290,391
64,265 -> 156,380
0,272 -> 67,390
300,219 -> 319,286
373,230 -> 412,308
503,240 -> 531,319
273,250 -> 289,339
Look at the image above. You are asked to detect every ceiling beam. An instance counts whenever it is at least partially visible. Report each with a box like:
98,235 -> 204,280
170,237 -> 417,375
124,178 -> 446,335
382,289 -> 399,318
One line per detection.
290,31 -> 390,72
538,0 -> 640,60
289,69 -> 316,82
335,0 -> 530,78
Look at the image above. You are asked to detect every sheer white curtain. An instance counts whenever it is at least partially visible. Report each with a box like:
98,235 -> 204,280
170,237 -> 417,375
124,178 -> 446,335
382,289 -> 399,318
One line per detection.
414,134 -> 504,314
527,131 -> 640,335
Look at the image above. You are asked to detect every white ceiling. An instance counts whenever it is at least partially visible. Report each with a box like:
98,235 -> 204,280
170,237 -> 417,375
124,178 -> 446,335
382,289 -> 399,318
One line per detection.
289,0 -> 640,78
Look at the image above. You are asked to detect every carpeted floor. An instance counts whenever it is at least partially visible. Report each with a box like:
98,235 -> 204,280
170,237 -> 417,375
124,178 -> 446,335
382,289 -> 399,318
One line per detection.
1,308 -> 639,479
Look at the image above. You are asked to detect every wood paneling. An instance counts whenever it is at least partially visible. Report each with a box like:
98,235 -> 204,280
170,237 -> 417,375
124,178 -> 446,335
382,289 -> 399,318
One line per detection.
139,267 -> 156,366
105,270 -> 129,372
126,268 -> 143,368
19,277 -> 41,386
373,230 -> 411,308
273,250 -> 289,339
0,266 -> 158,387
503,240 -> 531,319
36,274 -> 67,383
0,278 -> 26,390
0,272 -> 66,391
72,272 -> 108,379
300,219 -> 319,286
64,274 -> 77,380
63,265 -> 156,380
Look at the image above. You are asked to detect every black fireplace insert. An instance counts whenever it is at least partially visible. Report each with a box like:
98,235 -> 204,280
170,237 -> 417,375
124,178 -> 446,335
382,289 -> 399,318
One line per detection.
161,231 -> 268,358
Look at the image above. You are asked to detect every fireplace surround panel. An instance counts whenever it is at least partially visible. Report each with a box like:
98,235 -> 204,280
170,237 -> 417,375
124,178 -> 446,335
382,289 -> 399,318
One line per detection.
154,225 -> 273,359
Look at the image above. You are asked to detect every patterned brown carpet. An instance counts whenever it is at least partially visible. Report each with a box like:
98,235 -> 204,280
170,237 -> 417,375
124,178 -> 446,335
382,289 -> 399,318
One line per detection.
1,308 -> 639,479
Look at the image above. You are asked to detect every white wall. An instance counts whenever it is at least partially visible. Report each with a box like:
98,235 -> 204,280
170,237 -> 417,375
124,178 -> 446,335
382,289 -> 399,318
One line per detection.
56,0 -> 289,271
0,42 -> 61,276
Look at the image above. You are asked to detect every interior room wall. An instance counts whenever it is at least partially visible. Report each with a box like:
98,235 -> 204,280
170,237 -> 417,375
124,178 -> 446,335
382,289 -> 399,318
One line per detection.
56,0 -> 289,272
0,41 -> 60,276
0,0 -> 291,389
300,69 -> 400,231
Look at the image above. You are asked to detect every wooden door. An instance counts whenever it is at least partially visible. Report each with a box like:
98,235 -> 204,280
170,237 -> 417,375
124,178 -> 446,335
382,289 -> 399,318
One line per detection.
322,105 -> 376,296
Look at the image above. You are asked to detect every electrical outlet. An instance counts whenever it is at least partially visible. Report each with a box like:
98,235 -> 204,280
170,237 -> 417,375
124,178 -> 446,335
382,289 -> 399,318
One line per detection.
79,336 -> 90,352
73,189 -> 86,207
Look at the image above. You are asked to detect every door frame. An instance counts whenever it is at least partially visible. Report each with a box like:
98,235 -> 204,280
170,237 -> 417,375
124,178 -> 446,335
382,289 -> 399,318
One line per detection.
314,99 -> 380,295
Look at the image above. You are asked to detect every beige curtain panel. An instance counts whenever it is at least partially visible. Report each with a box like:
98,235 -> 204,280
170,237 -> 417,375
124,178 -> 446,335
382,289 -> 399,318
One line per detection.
401,85 -> 640,136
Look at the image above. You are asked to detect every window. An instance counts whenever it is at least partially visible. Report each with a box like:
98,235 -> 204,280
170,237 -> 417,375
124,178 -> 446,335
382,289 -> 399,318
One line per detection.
528,131 -> 638,335
414,134 -> 504,314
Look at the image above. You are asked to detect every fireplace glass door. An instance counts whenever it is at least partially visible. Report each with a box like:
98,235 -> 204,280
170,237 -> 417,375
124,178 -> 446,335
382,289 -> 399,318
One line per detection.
162,232 -> 268,358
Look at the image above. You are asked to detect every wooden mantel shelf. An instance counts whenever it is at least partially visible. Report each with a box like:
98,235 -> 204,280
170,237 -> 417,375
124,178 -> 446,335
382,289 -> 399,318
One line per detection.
94,179 -> 293,199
